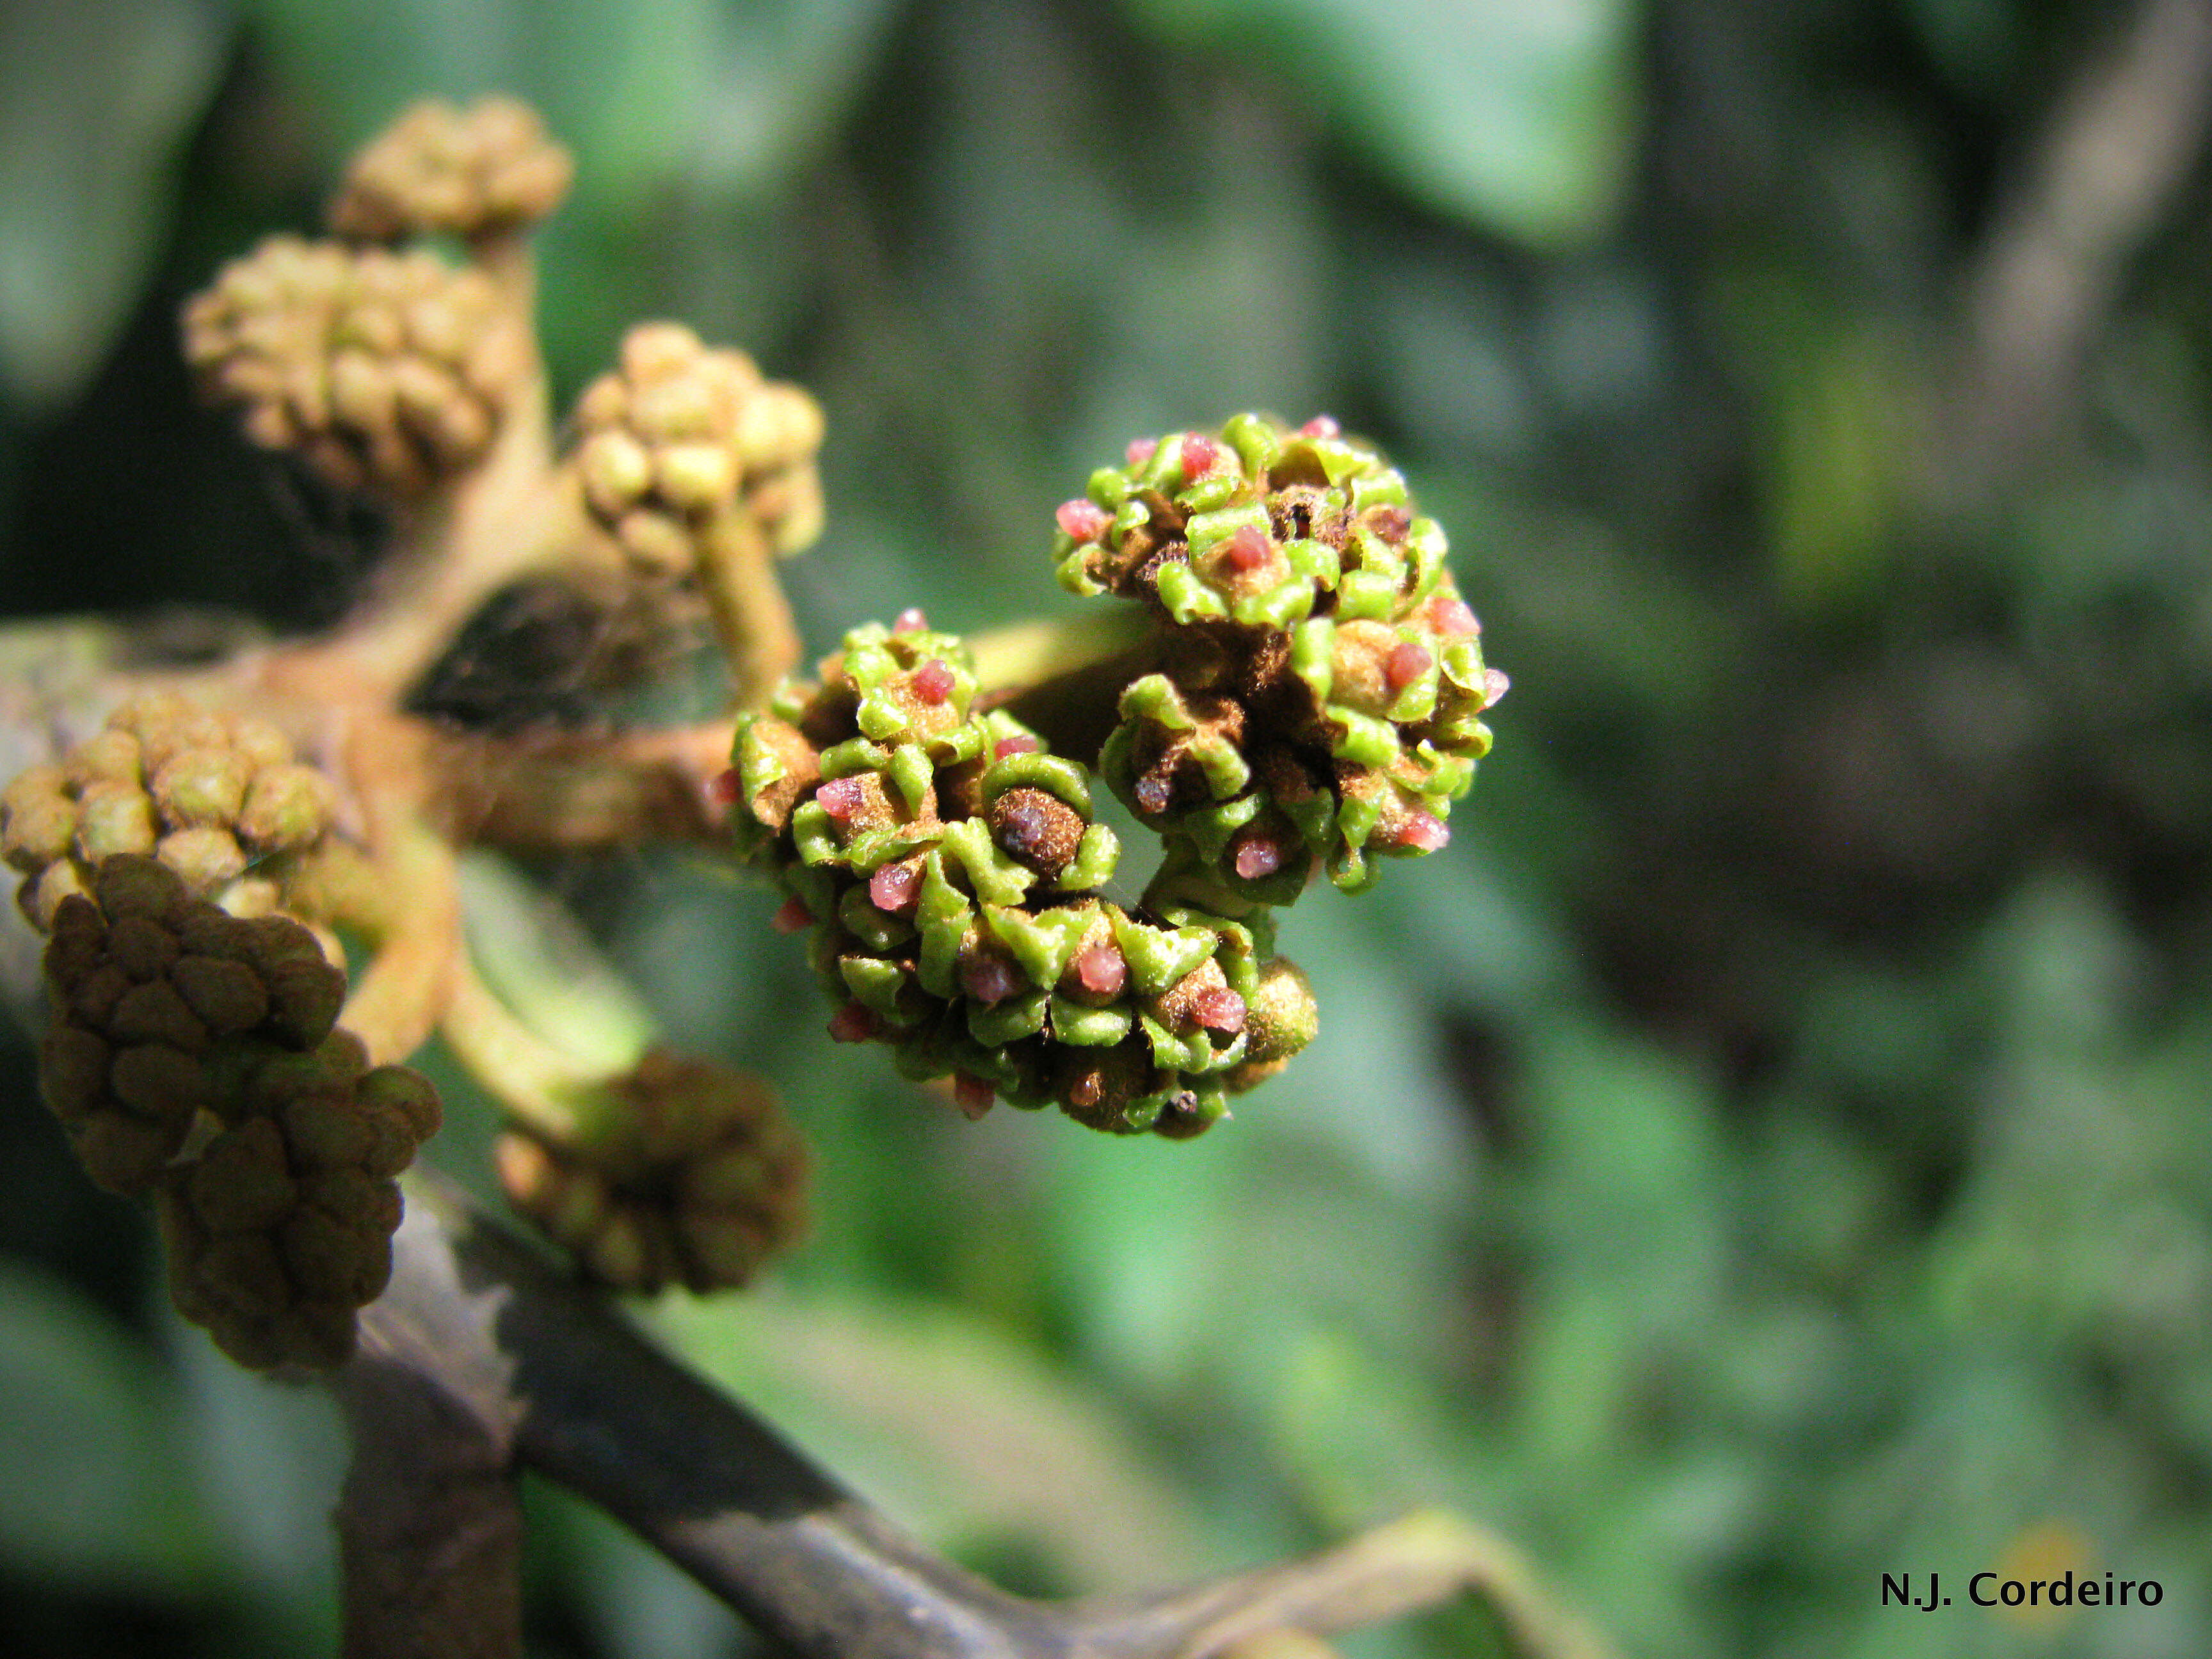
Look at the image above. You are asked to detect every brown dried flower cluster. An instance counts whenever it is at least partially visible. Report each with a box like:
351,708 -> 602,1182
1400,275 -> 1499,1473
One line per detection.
494,1051 -> 807,1294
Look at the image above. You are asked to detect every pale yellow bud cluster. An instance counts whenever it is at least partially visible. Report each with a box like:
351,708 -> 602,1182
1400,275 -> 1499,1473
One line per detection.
182,235 -> 531,495
328,96 -> 573,244
3,693 -> 333,931
493,1050 -> 808,1294
573,321 -> 826,578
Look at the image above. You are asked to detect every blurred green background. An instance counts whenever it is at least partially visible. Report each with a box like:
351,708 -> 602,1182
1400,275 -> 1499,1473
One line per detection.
4,0 -> 2211,1654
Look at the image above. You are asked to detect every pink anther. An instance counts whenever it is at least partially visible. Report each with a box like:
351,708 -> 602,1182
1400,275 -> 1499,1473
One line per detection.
1299,415 -> 1341,438
869,862 -> 920,915
771,897 -> 813,934
1126,436 -> 1158,469
893,607 -> 929,634
960,954 -> 1021,1006
1384,641 -> 1434,693
817,775 -> 867,823
1191,987 -> 1247,1034
912,659 -> 956,705
828,1004 -> 879,1042
1231,831 -> 1284,881
1224,524 -> 1271,572
1074,940 -> 1127,998
1180,433 -> 1220,479
1426,596 -> 1479,637
1055,499 -> 1110,541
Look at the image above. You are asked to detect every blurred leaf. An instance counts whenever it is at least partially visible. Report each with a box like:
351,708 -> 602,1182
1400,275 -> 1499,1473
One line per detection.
0,1261 -> 219,1594
653,1284 -> 1201,1592
0,0 -> 227,408
241,0 -> 895,206
1121,0 -> 1640,246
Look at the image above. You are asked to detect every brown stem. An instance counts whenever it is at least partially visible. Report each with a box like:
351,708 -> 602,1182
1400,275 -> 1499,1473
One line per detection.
255,374 -> 603,710
335,1218 -> 525,1659
440,719 -> 737,851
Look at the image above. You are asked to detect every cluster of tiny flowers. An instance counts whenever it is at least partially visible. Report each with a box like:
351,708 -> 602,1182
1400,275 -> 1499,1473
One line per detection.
38,857 -> 437,1370
728,619 -> 1315,1137
494,1050 -> 808,1294
327,95 -> 573,244
573,321 -> 827,575
183,235 -> 532,495
2,693 -> 333,930
1055,413 -> 1507,898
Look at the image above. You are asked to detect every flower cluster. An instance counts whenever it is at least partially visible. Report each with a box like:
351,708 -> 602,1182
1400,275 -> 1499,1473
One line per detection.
328,95 -> 573,244
730,619 -> 1314,1136
3,693 -> 334,930
573,321 -> 827,576
735,418 -> 1493,1136
183,234 -> 532,496
494,1050 -> 808,1294
38,856 -> 438,1369
1055,413 -> 1506,897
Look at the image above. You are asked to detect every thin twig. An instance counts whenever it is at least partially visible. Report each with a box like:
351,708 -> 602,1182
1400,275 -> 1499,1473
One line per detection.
1957,0 -> 2212,463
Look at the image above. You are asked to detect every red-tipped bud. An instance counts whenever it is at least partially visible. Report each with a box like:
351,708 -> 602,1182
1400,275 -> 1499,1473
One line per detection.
771,897 -> 813,933
1191,987 -> 1247,1034
1384,641 -> 1434,693
828,1004 -> 878,1042
868,862 -> 921,915
1300,415 -> 1341,438
1231,831 -> 1285,881
893,607 -> 929,634
1224,525 -> 1272,572
1483,668 -> 1512,707
1388,811 -> 1450,853
959,954 -> 1021,1006
1126,437 -> 1157,469
1427,596 -> 1479,637
816,775 -> 867,823
952,1073 -> 994,1119
1073,940 -> 1126,998
1180,433 -> 1219,479
1055,499 -> 1110,541
911,659 -> 956,705
993,733 -> 1039,760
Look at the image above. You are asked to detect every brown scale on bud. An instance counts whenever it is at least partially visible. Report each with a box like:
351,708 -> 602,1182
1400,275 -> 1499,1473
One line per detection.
328,97 -> 573,244
34,857 -> 354,1196
572,321 -> 826,575
183,235 -> 529,497
987,786 -> 1086,876
494,1052 -> 808,1295
733,719 -> 819,833
3,693 -> 336,931
158,1045 -> 440,1372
